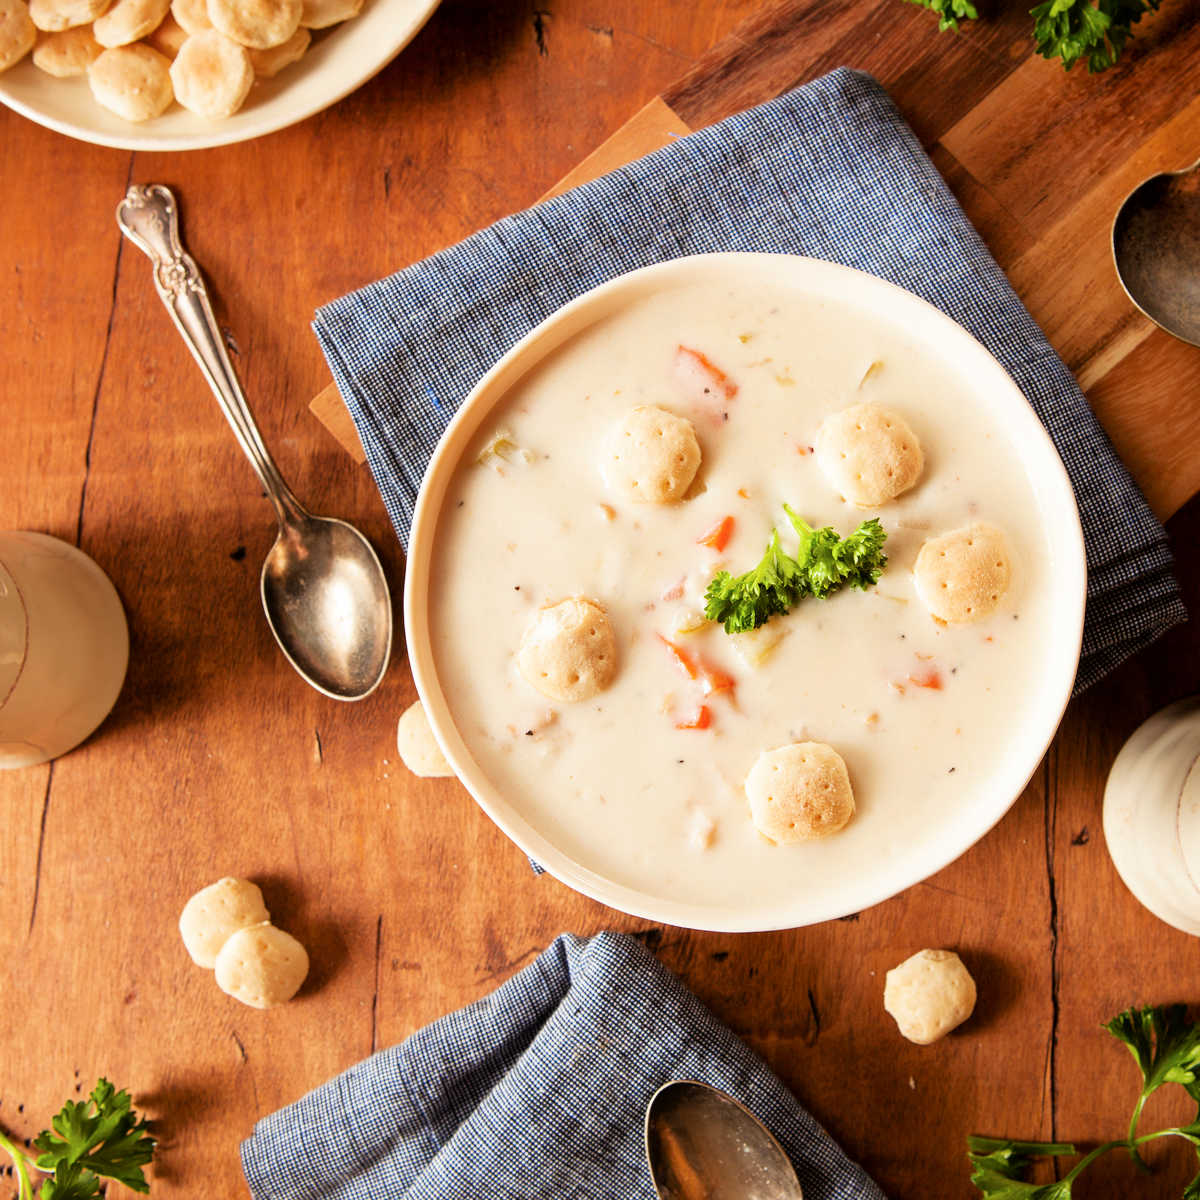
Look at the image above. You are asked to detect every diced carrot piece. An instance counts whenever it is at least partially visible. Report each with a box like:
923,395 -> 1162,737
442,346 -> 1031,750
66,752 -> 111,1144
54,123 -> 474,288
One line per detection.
659,634 -> 736,698
697,515 -> 734,552
675,345 -> 738,400
700,663 -> 736,696
661,579 -> 686,601
658,634 -> 699,680
736,487 -> 750,499
675,705 -> 712,730
908,668 -> 943,690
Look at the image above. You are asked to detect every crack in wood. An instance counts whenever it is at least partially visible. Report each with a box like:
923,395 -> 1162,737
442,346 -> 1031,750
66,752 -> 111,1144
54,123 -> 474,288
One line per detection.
532,8 -> 550,56
76,153 -> 135,550
370,914 -> 383,1052
232,1031 -> 259,1109
1042,749 -> 1061,1165
27,762 -> 55,937
806,986 -> 821,1044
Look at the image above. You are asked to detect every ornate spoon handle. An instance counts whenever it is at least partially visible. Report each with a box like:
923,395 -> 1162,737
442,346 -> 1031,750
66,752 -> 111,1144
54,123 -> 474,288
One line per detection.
116,183 -> 304,525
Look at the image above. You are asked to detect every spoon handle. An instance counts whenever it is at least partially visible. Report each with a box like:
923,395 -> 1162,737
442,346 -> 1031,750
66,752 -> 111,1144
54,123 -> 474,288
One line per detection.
116,184 -> 305,527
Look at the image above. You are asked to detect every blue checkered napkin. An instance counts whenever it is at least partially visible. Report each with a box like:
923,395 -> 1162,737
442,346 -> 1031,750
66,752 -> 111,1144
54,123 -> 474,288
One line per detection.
314,67 -> 1185,691
240,931 -> 884,1200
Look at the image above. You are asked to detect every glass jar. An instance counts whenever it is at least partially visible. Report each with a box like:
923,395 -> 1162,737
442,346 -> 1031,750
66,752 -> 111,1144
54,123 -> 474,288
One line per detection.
0,531 -> 129,769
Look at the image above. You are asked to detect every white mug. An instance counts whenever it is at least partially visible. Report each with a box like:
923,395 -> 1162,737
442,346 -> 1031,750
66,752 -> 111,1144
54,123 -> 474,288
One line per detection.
1103,696 -> 1200,936
0,532 -> 129,769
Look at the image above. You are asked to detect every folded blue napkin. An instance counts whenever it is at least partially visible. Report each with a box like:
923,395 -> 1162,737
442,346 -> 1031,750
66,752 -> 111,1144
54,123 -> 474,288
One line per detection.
313,66 -> 1184,692
241,932 -> 885,1199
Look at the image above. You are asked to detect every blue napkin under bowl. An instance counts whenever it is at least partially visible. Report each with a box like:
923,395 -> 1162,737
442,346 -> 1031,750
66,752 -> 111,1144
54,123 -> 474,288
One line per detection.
313,66 -> 1185,692
241,932 -> 885,1199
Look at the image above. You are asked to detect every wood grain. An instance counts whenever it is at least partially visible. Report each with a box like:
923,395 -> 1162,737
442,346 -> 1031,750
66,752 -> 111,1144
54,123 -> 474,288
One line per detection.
2,2 -> 1200,1199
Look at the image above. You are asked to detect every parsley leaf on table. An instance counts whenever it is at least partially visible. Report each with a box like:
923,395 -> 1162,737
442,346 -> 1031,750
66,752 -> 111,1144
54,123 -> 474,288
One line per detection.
0,1079 -> 154,1200
1106,1005 -> 1200,1167
902,0 -> 980,30
968,1005 -> 1200,1197
967,1137 -> 1077,1199
1029,0 -> 1161,71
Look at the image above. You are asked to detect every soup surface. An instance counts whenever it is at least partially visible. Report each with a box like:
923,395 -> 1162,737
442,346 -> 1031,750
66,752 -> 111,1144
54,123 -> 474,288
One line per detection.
428,275 -> 1056,914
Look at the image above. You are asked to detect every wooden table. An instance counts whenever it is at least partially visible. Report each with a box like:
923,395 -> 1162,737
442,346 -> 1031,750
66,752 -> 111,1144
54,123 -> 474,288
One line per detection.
3,2 -> 1199,1197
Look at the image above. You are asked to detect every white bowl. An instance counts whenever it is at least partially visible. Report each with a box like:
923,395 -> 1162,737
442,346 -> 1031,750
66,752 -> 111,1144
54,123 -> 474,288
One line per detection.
0,0 -> 439,150
406,253 -> 1087,931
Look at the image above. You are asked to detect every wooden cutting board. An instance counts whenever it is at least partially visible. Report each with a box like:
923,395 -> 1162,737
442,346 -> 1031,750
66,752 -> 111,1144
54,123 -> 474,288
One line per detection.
310,0 -> 1200,521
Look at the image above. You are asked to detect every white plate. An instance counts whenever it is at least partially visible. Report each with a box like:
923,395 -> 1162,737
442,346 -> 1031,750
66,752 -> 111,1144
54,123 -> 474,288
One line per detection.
0,0 -> 439,150
406,253 -> 1087,931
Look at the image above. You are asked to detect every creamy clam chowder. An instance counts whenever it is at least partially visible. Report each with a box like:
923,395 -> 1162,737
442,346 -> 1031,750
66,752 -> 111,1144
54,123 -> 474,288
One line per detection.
428,278 -> 1055,912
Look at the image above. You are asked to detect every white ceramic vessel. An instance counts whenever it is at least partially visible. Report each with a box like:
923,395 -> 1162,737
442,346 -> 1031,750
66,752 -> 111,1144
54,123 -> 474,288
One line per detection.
1104,697 -> 1200,936
0,0 -> 440,151
0,532 -> 129,769
406,254 -> 1088,931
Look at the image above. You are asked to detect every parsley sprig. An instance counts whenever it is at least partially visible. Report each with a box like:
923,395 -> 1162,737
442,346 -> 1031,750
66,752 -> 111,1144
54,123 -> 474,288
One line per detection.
905,0 -> 1163,72
703,506 -> 887,634
1031,0 -> 1162,72
902,0 -> 979,31
0,1079 -> 155,1199
968,1005 -> 1200,1196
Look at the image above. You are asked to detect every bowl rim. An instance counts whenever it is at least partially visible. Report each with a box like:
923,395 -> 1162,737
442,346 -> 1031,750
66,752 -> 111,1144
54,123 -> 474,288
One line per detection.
405,252 -> 1087,932
0,0 -> 440,151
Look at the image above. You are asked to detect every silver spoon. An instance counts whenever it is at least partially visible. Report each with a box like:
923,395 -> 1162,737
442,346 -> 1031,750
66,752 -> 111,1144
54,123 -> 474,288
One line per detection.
1112,158 -> 1200,347
645,1080 -> 803,1200
116,183 -> 392,701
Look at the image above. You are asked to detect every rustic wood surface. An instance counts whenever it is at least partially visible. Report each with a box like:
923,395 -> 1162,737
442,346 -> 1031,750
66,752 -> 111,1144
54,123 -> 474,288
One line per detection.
2,2 -> 1200,1198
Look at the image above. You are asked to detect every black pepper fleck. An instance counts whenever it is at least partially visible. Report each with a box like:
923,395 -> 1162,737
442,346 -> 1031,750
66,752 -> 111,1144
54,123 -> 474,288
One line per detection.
948,766 -> 956,774
525,730 -> 534,736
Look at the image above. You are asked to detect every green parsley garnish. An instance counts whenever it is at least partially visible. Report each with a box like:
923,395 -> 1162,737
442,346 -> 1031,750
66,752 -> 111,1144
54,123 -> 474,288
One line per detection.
902,0 -> 979,31
0,1079 -> 155,1199
703,507 -> 888,634
1031,0 -> 1161,72
905,0 -> 1162,72
968,1004 -> 1200,1197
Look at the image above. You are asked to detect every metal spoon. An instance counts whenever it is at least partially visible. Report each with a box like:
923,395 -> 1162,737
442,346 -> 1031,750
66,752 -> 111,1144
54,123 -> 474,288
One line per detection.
645,1080 -> 804,1200
116,184 -> 392,701
1112,158 -> 1200,347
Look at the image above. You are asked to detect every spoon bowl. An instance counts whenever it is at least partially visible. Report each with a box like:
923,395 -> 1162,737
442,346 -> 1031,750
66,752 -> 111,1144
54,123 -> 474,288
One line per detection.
262,515 -> 392,700
1112,158 -> 1200,346
645,1080 -> 803,1200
